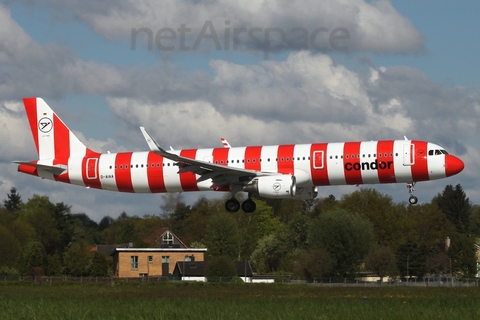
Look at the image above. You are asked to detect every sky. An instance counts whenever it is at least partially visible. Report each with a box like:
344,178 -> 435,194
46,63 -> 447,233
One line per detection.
1,0 -> 479,221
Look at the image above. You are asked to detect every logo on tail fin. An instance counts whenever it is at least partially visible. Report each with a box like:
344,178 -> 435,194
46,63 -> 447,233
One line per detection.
38,117 -> 52,133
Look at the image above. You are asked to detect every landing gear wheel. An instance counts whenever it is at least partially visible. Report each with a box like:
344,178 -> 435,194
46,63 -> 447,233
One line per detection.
242,199 -> 257,213
409,196 -> 418,205
225,198 -> 240,212
407,182 -> 418,205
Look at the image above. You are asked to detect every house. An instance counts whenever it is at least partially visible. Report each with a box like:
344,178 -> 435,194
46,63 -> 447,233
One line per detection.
172,260 -> 254,282
173,260 -> 207,282
143,228 -> 188,249
112,248 -> 207,278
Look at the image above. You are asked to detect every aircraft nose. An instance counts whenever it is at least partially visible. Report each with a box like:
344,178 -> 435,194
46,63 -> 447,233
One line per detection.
445,155 -> 464,177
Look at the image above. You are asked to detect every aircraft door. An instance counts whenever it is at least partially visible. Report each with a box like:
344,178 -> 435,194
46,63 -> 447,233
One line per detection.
403,144 -> 415,166
313,151 -> 324,169
86,158 -> 98,179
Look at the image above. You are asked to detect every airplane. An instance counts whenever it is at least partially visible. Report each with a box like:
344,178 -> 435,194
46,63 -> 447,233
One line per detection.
15,97 -> 465,213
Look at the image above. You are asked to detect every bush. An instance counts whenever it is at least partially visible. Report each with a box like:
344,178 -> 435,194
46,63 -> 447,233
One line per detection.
205,256 -> 236,282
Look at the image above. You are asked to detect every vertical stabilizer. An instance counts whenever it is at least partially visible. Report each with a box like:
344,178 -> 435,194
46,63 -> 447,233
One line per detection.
23,97 -> 90,160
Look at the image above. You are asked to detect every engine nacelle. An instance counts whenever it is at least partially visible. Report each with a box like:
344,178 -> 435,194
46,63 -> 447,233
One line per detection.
243,175 -> 296,198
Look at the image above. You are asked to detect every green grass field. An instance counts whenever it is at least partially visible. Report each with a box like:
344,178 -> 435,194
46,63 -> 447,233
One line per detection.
0,282 -> 479,320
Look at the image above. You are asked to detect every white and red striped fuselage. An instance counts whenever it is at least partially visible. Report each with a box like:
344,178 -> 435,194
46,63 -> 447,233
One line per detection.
19,140 -> 463,194
16,98 -> 464,211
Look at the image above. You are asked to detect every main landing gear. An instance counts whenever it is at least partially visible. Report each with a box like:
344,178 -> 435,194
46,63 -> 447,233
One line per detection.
407,182 -> 418,205
225,197 -> 256,213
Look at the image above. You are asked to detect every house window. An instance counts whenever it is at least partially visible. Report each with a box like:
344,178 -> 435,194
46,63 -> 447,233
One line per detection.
148,256 -> 154,263
131,256 -> 138,269
163,231 -> 174,244
162,256 -> 170,264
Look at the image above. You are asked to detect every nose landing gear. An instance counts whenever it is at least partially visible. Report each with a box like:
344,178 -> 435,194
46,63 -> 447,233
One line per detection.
407,182 -> 418,204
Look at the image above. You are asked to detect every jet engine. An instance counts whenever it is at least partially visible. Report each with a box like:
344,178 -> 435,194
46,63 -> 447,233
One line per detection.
243,175 -> 296,198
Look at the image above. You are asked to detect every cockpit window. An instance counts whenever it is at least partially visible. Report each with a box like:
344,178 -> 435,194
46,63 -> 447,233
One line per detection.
429,149 -> 449,156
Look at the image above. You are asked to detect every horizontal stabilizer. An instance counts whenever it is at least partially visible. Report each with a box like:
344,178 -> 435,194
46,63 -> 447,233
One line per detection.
13,161 -> 67,175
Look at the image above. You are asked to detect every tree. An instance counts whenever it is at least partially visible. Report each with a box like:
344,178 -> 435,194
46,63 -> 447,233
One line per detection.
19,208 -> 60,255
395,240 -> 427,278
204,212 -> 239,259
45,254 -> 63,276
90,251 -> 109,277
447,234 -> 477,278
338,188 -> 408,249
310,195 -> 337,217
63,240 -> 92,276
116,221 -> 138,243
292,249 -> 334,281
251,231 -> 290,273
407,204 -> 457,248
252,200 -> 283,239
17,241 -> 47,276
205,256 -> 236,281
425,246 -> 450,276
467,205 -> 480,237
365,245 -> 398,283
98,215 -> 114,231
0,225 -> 21,268
308,209 -> 375,277
433,184 -> 471,234
3,187 -> 22,215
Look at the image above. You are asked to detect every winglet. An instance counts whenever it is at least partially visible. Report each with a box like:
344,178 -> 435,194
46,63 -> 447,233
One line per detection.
220,138 -> 231,148
140,127 -> 163,152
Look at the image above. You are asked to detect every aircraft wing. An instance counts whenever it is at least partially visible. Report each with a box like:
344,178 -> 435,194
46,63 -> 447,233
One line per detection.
140,127 -> 272,189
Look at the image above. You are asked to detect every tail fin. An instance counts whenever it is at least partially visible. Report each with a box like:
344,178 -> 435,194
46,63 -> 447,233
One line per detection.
23,97 -> 91,160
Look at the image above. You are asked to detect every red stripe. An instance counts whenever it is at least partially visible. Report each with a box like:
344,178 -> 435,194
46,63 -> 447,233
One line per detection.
212,148 -> 229,166
53,114 -> 70,159
53,114 -> 70,183
147,152 -> 166,192
114,152 -> 134,192
17,162 -> 39,177
411,140 -> 429,181
376,140 -> 396,183
244,146 -> 262,171
80,150 -> 102,189
310,143 -> 329,186
23,98 -> 39,155
343,142 -> 362,185
179,149 -> 199,191
277,145 -> 295,175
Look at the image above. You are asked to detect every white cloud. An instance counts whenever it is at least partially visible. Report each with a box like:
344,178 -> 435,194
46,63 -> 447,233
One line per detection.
2,2 -> 480,217
43,0 -> 425,54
